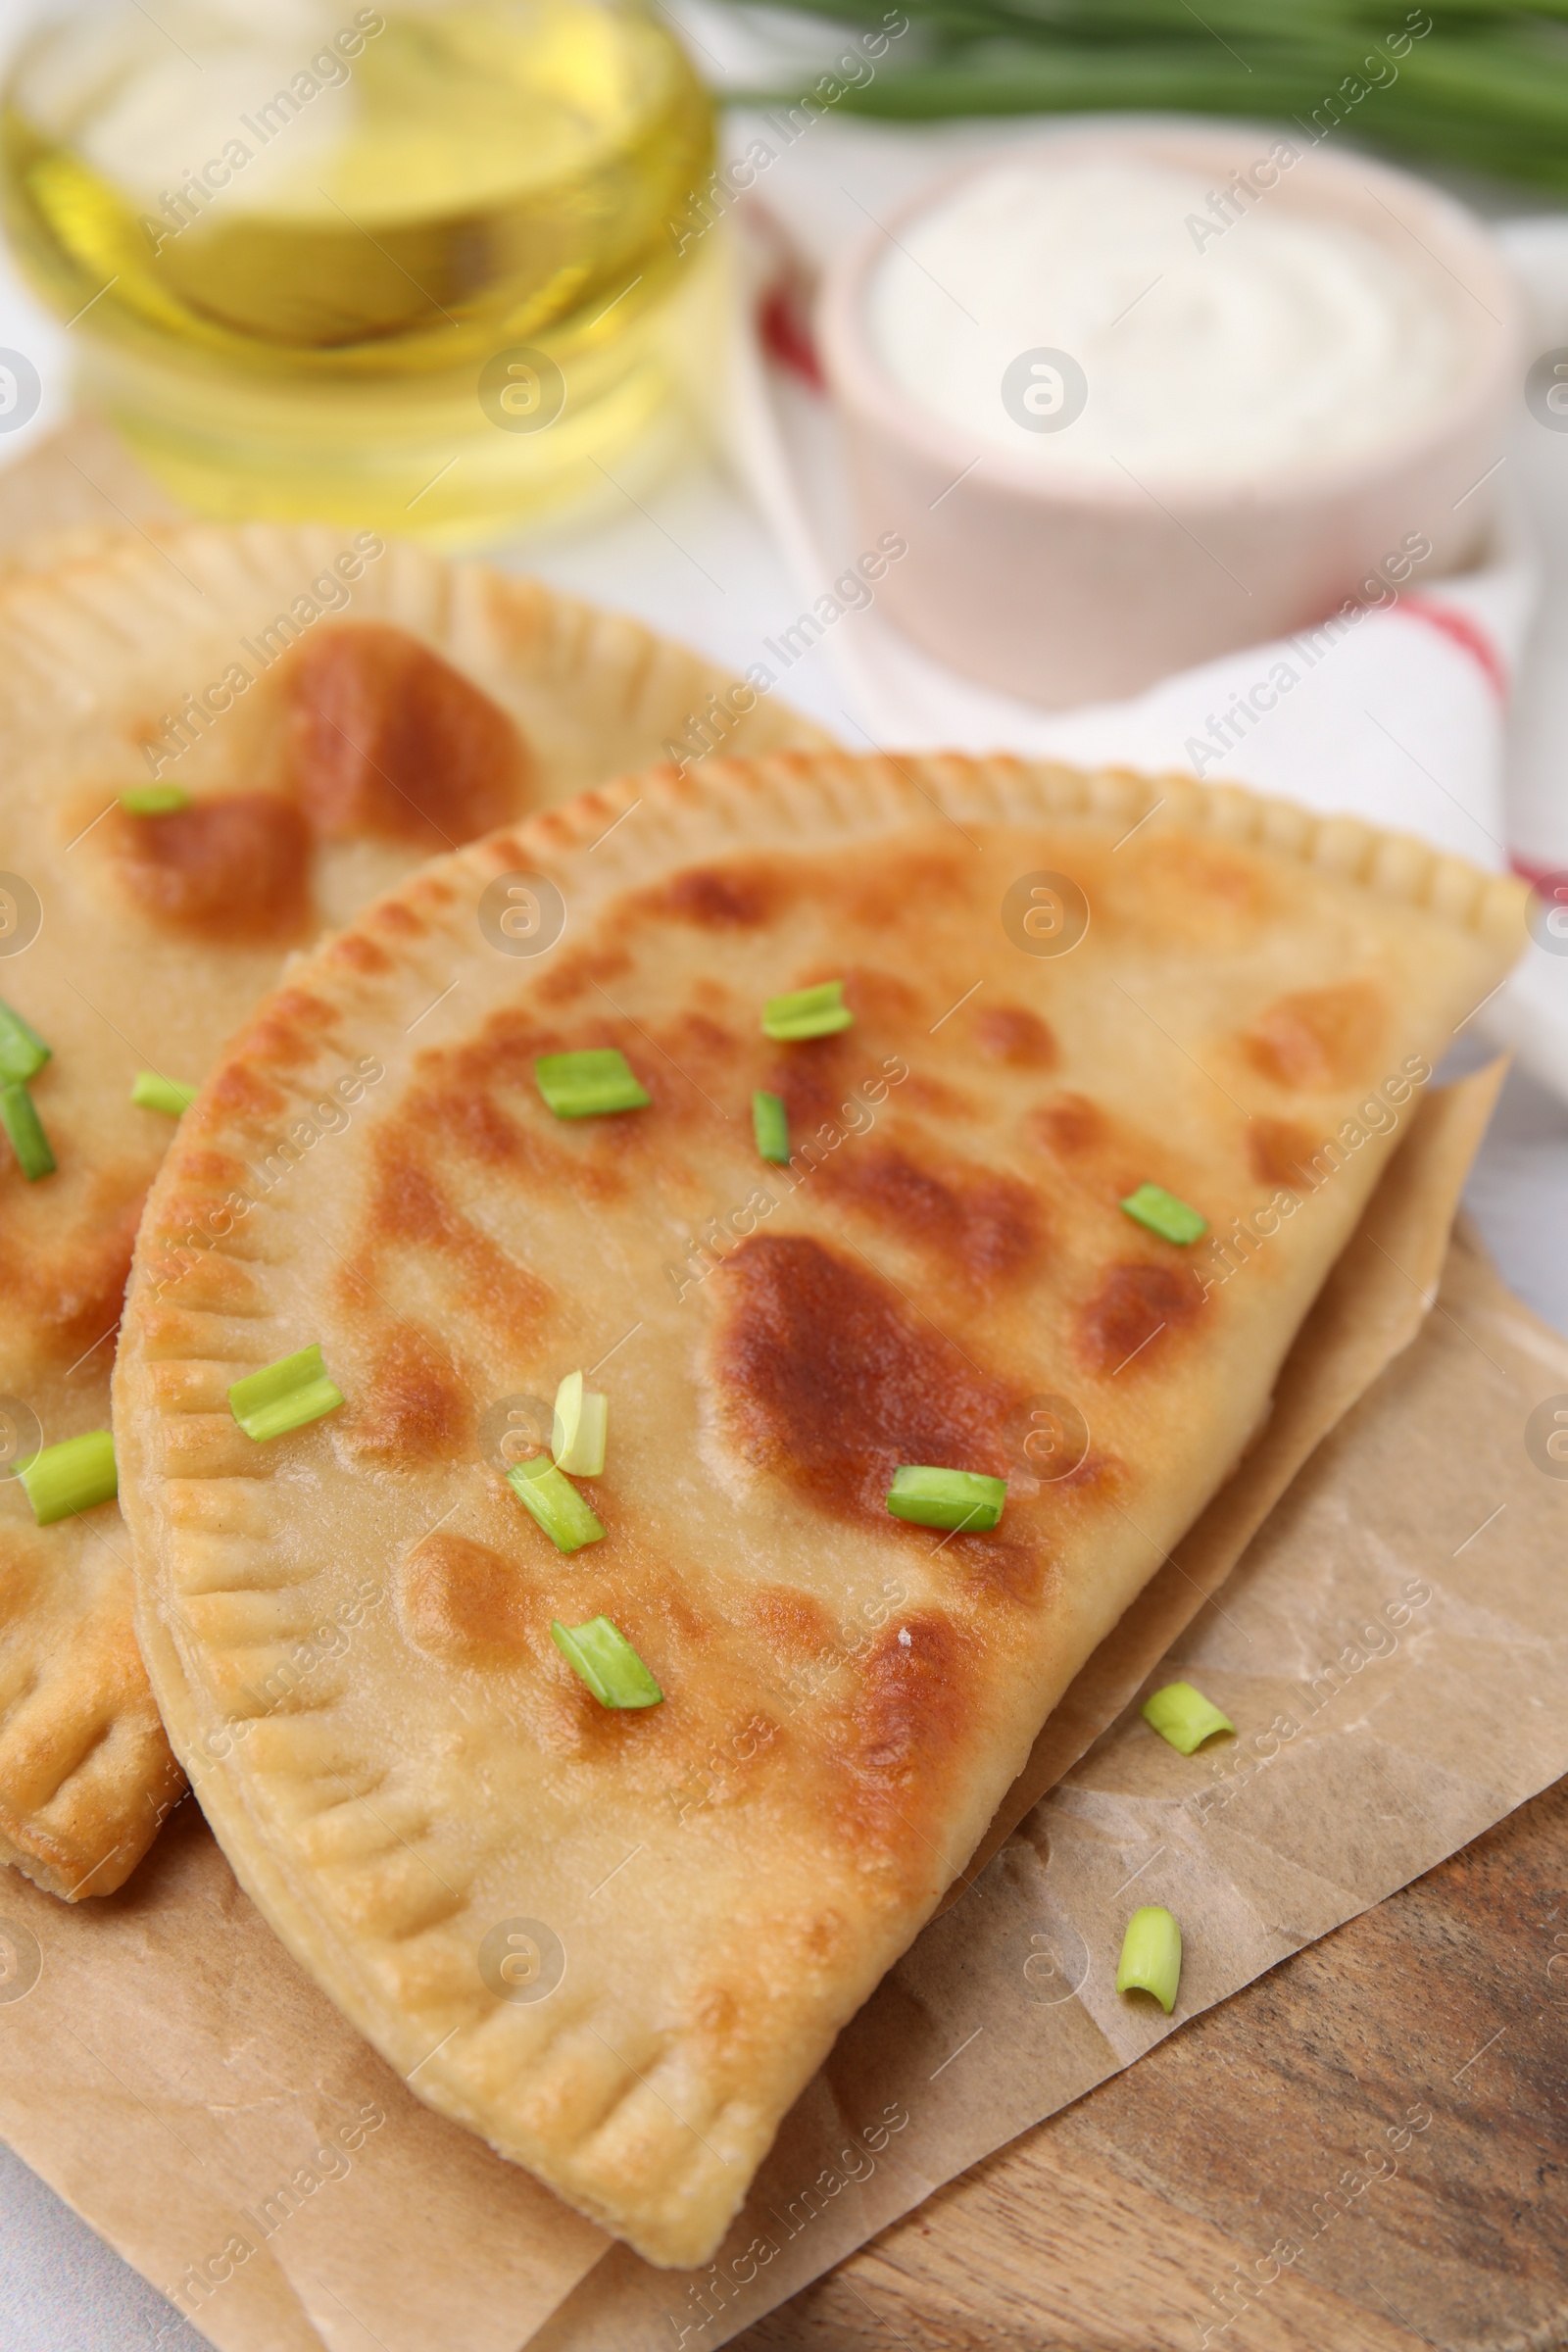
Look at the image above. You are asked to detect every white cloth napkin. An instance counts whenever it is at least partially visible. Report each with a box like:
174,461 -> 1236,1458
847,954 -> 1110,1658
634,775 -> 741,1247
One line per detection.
717,111 -> 1568,1096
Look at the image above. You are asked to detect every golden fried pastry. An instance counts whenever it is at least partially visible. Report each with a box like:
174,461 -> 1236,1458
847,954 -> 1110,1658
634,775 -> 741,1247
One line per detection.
114,753 -> 1523,2257
0,524 -> 825,1896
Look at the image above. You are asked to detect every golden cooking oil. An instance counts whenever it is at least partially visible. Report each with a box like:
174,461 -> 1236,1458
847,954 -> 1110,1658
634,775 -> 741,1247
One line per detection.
1,0 -> 720,543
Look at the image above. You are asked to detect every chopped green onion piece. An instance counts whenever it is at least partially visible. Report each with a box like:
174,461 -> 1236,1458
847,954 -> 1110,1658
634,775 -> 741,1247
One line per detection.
121,784 -> 189,814
551,1370 -> 608,1477
886,1464 -> 1006,1533
1,1084 -> 54,1181
131,1070 -> 198,1117
753,1088 -> 790,1163
1141,1680 -> 1235,1756
551,1615 -> 662,1708
1116,1905 -> 1183,2014
507,1455 -> 605,1551
0,1000 -> 50,1084
761,981 -> 854,1042
1121,1183 -> 1207,1247
19,1430 -> 117,1525
228,1344 -> 344,1443
534,1050 -> 650,1119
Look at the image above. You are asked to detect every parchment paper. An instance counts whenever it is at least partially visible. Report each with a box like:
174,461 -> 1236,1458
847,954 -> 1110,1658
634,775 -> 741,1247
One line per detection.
0,1807 -> 608,2352
2,1063 -> 1557,2352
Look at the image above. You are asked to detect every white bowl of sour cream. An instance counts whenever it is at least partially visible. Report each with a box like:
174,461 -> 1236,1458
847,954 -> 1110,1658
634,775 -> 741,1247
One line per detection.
817,125 -> 1520,708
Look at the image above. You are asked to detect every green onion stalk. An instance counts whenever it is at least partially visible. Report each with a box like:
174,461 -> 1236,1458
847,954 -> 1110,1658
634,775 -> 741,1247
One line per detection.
723,1 -> 1568,196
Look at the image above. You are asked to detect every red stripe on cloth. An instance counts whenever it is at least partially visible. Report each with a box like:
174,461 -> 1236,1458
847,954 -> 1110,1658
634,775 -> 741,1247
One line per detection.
758,283 -> 824,390
1395,597 -> 1509,700
1509,854 -> 1562,895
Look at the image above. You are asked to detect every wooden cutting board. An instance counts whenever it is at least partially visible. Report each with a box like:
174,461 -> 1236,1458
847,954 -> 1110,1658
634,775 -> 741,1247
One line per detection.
737,1770 -> 1568,2351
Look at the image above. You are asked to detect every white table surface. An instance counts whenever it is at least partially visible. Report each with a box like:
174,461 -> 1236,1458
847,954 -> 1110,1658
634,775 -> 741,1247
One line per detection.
1,11 -> 1567,2341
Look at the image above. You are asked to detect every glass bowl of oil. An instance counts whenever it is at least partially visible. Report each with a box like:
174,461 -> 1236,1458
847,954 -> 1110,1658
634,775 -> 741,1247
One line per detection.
1,0 -> 719,544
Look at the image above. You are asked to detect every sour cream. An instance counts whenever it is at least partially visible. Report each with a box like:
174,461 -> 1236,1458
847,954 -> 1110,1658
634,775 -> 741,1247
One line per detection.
865,153 -> 1462,490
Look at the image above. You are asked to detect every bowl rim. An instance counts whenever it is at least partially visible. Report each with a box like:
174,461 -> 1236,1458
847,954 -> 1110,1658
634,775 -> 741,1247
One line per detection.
814,116 -> 1523,519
